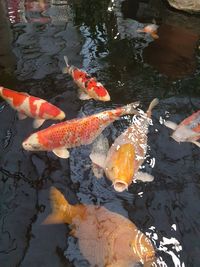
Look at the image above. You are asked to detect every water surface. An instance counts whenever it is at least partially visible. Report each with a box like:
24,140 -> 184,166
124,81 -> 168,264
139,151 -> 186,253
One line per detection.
0,0 -> 200,266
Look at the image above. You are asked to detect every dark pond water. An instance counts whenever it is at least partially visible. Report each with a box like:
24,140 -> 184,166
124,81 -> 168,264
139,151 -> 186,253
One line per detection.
0,0 -> 200,266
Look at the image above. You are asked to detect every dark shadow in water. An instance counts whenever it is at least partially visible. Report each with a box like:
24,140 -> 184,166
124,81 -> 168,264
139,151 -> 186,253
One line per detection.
144,24 -> 199,80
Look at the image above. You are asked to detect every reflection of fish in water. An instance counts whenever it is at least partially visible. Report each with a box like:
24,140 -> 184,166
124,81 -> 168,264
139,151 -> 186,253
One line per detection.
90,98 -> 159,192
63,56 -> 110,102
43,187 -> 156,267
137,24 -> 159,39
164,110 -> 200,147
0,86 -> 65,128
22,101 -> 140,158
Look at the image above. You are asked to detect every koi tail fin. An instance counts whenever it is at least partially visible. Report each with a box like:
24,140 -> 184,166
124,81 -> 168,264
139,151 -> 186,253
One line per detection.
43,187 -> 85,225
64,56 -> 69,67
122,101 -> 140,116
146,98 -> 159,118
62,56 -> 70,74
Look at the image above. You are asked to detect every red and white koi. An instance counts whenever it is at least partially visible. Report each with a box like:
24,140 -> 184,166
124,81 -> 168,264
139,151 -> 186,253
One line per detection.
63,56 -> 110,102
22,101 -> 140,158
90,98 -> 159,192
137,24 -> 159,39
0,86 -> 65,128
164,110 -> 200,147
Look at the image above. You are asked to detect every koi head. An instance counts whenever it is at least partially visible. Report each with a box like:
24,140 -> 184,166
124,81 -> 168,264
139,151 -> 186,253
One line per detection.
22,133 -> 45,151
106,143 -> 135,192
171,125 -> 199,143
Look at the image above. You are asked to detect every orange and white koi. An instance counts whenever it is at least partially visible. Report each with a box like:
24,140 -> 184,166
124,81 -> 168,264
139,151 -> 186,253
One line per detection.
164,110 -> 200,147
137,24 -> 159,39
43,187 -> 156,267
22,101 -> 139,158
0,86 -> 65,128
63,56 -> 110,101
90,98 -> 159,192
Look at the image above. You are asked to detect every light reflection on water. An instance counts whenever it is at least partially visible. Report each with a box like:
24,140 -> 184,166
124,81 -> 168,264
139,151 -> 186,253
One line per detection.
0,0 -> 200,266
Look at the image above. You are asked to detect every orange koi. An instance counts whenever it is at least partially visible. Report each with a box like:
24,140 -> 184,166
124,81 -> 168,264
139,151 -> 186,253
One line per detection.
164,110 -> 200,147
63,56 -> 110,101
137,24 -> 159,39
90,98 -> 159,192
22,101 -> 139,158
43,187 -> 156,267
0,86 -> 65,128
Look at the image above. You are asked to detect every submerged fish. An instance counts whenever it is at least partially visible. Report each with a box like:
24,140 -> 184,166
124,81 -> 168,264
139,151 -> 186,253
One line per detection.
63,56 -> 110,101
137,24 -> 159,39
164,110 -> 200,147
43,187 -> 156,267
0,86 -> 65,128
90,98 -> 159,192
22,101 -> 139,158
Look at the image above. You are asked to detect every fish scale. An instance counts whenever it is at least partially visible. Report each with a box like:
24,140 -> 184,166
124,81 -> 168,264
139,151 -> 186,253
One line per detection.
22,101 -> 140,158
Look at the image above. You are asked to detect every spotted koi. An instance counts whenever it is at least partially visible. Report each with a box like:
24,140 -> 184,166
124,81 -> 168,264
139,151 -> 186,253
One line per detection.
22,101 -> 140,158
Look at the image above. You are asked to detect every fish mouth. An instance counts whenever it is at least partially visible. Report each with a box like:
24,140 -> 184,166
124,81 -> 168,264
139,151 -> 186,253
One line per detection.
113,180 -> 128,192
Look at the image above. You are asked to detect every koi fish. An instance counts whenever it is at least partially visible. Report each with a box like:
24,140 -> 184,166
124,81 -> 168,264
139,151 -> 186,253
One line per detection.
22,101 -> 140,158
137,24 -> 159,39
43,187 -> 156,267
90,98 -> 159,192
164,110 -> 200,147
63,56 -> 110,101
0,86 -> 65,128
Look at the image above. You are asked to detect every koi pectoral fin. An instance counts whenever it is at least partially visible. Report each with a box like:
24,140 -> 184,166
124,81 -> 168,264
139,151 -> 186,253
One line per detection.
18,112 -> 28,120
89,134 -> 109,169
33,119 -> 45,128
92,163 -> 104,179
191,141 -> 200,148
90,153 -> 106,169
164,120 -> 177,130
62,67 -> 68,74
52,148 -> 70,159
135,171 -> 154,182
79,91 -> 92,100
